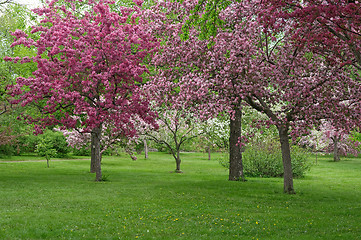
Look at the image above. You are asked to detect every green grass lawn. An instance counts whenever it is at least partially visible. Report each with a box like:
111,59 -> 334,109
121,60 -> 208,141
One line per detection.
0,152 -> 360,239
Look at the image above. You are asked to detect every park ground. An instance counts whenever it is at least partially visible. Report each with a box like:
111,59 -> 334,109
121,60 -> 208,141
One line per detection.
0,152 -> 360,239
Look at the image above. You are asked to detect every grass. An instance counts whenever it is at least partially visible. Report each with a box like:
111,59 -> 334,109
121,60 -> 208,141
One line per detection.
0,153 -> 89,162
0,152 -> 360,239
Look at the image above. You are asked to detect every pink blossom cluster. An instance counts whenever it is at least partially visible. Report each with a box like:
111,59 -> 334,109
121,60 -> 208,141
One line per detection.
6,0 -> 159,140
300,121 -> 360,156
144,0 -> 361,140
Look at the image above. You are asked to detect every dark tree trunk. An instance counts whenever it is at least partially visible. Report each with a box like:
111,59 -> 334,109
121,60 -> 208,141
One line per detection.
228,107 -> 245,181
175,150 -> 182,173
144,139 -> 148,159
333,136 -> 340,162
278,125 -> 295,194
92,126 -> 102,181
90,130 -> 96,173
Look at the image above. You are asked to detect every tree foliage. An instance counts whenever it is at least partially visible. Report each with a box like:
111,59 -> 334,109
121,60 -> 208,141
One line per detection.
146,0 -> 361,193
5,0 -> 159,181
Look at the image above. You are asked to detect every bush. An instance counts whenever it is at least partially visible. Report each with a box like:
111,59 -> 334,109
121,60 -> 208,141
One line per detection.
219,139 -> 312,178
135,141 -> 144,154
244,139 -> 311,178
0,144 -> 16,158
12,130 -> 71,157
40,130 -> 70,158
72,146 -> 91,156
30,130 -> 71,158
16,134 -> 38,154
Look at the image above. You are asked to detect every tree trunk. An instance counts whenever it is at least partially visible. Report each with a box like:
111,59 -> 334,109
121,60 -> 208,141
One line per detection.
228,107 -> 245,181
278,126 -> 295,194
90,130 -> 96,173
333,136 -> 340,162
175,150 -> 182,173
144,139 -> 148,159
92,126 -> 102,181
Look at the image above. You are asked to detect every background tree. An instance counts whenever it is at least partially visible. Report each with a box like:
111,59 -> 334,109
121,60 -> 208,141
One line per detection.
5,0 -> 159,181
300,121 -> 360,162
35,136 -> 57,168
144,0 -> 246,181
140,105 -> 205,173
0,3 -> 38,156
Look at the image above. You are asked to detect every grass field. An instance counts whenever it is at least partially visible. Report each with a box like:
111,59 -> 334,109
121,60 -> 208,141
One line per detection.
0,152 -> 360,239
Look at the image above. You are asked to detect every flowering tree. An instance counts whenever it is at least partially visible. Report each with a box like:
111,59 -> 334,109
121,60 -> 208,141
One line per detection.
215,1 -> 360,193
265,0 -> 361,70
262,1 -> 361,132
142,57 -> 207,172
320,123 -> 360,161
5,0 -> 158,181
147,0 -> 361,193
204,117 -> 230,152
144,0 -> 247,181
300,121 -> 360,162
140,107 -> 204,172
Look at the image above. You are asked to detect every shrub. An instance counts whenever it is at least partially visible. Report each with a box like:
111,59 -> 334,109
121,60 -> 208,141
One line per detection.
219,139 -> 312,178
72,146 -> 91,156
0,144 -> 16,158
16,134 -> 38,154
33,130 -> 71,158
35,138 -> 57,167
243,139 -> 311,178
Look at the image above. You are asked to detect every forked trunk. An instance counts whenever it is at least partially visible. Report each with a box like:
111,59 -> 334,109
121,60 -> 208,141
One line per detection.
333,136 -> 340,162
92,126 -> 102,181
228,107 -> 245,181
278,126 -> 295,194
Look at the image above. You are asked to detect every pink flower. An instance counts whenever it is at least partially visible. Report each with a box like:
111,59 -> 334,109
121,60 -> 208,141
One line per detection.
133,0 -> 143,7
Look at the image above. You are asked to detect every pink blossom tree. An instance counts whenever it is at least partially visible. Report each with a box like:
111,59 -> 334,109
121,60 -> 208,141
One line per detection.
260,0 -> 361,157
301,121 -> 360,162
140,107 -> 205,173
147,0 -> 361,193
320,122 -> 360,162
144,0 -> 246,181
5,0 -> 158,181
211,2 -> 360,193
142,64 -> 209,172
265,0 -> 361,69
